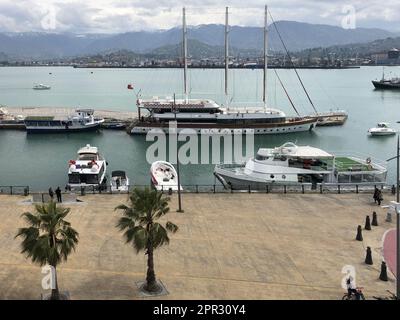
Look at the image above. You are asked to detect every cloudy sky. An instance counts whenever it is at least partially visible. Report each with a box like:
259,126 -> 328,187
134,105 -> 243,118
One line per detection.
0,0 -> 399,33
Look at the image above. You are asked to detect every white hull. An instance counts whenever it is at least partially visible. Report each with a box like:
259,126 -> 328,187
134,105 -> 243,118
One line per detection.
132,122 -> 317,135
150,161 -> 182,191
368,131 -> 396,136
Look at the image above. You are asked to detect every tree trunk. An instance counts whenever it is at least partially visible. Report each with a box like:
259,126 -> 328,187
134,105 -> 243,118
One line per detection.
50,265 -> 60,300
145,243 -> 159,292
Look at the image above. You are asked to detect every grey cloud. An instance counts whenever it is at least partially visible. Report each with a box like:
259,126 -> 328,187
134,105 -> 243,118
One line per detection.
0,0 -> 398,33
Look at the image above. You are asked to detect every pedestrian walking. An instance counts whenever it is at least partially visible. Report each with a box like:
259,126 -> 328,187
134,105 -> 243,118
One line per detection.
377,189 -> 383,206
55,186 -> 62,203
373,187 -> 379,204
48,187 -> 54,201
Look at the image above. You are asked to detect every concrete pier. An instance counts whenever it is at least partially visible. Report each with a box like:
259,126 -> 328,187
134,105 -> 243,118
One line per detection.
5,106 -> 137,121
0,193 -> 396,300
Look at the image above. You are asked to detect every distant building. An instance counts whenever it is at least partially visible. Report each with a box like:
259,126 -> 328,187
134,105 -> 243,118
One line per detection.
371,48 -> 400,65
388,48 -> 400,59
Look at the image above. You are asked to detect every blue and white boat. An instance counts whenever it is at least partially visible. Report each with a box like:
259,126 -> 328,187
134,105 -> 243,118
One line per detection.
24,109 -> 104,133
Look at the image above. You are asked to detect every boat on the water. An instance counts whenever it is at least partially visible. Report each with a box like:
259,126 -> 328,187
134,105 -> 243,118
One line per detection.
24,109 -> 104,133
33,84 -> 51,90
67,144 -> 107,189
214,142 -> 387,189
372,78 -> 400,89
131,99 -> 317,134
129,7 -> 318,135
150,161 -> 182,191
368,122 -> 397,136
110,170 -> 130,192
316,110 -> 348,126
372,68 -> 400,89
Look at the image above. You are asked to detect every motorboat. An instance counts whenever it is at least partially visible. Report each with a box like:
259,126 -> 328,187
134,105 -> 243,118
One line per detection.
24,109 -> 104,133
150,161 -> 182,191
110,170 -> 130,192
67,144 -> 107,189
214,142 -> 387,189
368,123 -> 396,136
33,84 -> 51,90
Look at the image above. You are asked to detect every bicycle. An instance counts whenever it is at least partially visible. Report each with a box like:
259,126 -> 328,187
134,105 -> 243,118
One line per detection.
342,287 -> 365,300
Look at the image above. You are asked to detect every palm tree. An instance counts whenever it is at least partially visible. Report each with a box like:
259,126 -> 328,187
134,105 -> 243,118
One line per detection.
115,188 -> 178,293
15,201 -> 79,300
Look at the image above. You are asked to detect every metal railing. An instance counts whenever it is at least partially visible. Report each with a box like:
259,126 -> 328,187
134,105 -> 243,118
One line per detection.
14,182 -> 394,201
0,186 -> 29,195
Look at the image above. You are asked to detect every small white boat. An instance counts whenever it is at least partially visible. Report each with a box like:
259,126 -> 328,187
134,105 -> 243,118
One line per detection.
33,84 -> 51,90
368,122 -> 396,136
150,161 -> 182,191
110,170 -> 129,192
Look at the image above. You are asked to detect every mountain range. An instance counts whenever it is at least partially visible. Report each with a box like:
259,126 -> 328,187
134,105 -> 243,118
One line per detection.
298,36 -> 400,59
0,21 -> 398,60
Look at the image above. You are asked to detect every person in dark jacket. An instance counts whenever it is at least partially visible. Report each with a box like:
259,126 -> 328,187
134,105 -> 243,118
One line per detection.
55,187 -> 62,203
48,187 -> 54,201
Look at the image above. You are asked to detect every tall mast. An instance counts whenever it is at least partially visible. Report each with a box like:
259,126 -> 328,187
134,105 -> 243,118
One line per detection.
225,6 -> 229,109
183,7 -> 188,103
263,4 -> 268,111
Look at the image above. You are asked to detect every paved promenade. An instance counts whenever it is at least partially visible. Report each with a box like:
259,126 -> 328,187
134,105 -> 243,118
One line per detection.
0,193 -> 396,300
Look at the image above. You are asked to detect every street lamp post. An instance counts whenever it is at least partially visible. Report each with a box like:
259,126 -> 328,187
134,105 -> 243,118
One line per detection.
173,94 -> 184,213
386,136 -> 400,299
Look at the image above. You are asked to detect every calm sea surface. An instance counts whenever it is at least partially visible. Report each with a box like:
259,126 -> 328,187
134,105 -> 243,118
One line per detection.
0,66 -> 400,190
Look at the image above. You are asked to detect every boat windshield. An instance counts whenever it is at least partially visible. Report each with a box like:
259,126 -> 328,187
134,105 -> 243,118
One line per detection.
78,153 -> 98,161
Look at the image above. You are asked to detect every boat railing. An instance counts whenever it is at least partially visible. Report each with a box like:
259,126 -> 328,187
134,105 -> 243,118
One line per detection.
332,151 -> 387,170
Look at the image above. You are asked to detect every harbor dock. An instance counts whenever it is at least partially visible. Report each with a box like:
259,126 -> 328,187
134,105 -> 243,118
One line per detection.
0,192 -> 395,300
0,106 -> 137,130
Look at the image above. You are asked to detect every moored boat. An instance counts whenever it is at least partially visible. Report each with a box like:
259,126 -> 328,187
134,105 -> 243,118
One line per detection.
110,170 -> 130,192
24,109 -> 104,133
214,142 -> 387,189
67,144 -> 107,189
150,161 -> 182,191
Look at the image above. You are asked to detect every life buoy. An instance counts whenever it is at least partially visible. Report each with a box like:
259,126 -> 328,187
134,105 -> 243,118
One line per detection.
68,160 -> 76,166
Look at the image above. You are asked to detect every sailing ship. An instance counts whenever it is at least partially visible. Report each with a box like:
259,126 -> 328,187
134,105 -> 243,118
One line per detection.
129,6 -> 318,135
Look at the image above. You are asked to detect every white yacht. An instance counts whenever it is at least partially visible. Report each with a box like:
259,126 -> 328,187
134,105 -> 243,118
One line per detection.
368,122 -> 396,136
110,170 -> 130,192
67,144 -> 107,189
33,84 -> 51,90
150,161 -> 182,191
214,142 -> 387,189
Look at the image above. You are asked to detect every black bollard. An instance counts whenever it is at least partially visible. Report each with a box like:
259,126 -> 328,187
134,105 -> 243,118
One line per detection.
365,215 -> 371,230
372,211 -> 378,226
356,225 -> 363,241
379,261 -> 388,281
386,212 -> 392,223
365,246 -> 373,265
391,185 -> 396,195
